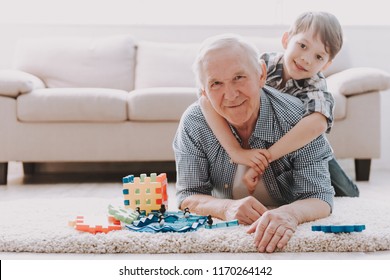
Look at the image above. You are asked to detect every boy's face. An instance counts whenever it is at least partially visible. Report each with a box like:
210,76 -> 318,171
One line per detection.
282,29 -> 332,81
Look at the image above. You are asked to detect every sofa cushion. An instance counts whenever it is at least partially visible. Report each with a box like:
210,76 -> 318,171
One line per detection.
134,37 -> 283,90
14,35 -> 136,91
134,41 -> 200,89
127,87 -> 198,121
0,70 -> 45,97
17,88 -> 128,122
326,67 -> 390,96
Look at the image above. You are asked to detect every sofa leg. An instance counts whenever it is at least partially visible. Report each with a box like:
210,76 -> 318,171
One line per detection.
0,162 -> 8,185
355,159 -> 371,181
23,162 -> 36,175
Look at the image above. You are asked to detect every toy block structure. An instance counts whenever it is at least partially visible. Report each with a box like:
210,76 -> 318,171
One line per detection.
122,173 -> 168,214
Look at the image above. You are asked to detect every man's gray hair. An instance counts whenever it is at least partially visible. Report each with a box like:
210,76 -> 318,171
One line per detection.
192,34 -> 262,89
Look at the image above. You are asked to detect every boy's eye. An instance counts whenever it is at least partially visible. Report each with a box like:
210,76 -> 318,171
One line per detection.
316,55 -> 324,61
299,43 -> 307,49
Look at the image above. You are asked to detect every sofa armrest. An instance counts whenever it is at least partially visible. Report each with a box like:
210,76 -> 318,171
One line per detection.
326,67 -> 390,97
0,70 -> 45,98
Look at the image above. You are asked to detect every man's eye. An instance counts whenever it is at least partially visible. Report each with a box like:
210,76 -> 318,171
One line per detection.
234,76 -> 245,81
211,82 -> 222,88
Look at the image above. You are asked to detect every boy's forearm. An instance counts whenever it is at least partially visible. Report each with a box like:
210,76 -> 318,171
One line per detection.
200,96 -> 242,157
268,113 -> 328,161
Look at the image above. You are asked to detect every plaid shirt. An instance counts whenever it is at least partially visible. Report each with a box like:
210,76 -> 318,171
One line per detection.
173,86 -> 335,210
262,52 -> 334,132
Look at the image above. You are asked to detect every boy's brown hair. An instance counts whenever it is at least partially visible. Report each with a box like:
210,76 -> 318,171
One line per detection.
289,11 -> 343,60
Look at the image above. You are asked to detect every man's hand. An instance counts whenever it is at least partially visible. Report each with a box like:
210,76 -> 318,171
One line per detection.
247,207 -> 298,253
224,196 -> 268,225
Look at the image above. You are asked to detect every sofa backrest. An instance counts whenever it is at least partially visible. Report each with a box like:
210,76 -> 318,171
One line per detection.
134,36 -> 352,89
13,35 -> 136,91
12,34 -> 353,91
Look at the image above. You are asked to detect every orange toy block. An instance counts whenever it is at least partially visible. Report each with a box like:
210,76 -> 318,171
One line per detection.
69,215 -> 122,234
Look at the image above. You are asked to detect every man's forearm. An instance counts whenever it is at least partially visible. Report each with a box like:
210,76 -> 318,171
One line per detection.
281,198 -> 331,224
181,194 -> 230,220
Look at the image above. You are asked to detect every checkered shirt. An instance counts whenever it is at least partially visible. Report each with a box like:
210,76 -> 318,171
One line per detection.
261,52 -> 335,132
173,86 -> 335,210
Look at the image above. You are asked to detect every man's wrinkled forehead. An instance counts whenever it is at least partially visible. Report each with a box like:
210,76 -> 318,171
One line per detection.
202,47 -> 246,81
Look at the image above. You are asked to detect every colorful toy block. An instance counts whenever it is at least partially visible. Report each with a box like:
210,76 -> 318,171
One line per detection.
122,173 -> 168,214
312,224 -> 366,233
108,204 -> 139,225
69,215 -> 122,234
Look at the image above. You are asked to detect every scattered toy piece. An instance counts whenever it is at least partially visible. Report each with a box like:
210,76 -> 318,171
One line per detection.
204,219 -> 239,229
108,204 -> 139,224
312,224 -> 366,233
69,215 -> 122,234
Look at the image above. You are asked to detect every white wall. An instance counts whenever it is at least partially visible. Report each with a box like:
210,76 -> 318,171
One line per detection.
0,23 -> 389,171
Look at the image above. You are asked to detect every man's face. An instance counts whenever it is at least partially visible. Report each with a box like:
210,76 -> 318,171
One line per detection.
282,29 -> 332,81
201,46 -> 264,129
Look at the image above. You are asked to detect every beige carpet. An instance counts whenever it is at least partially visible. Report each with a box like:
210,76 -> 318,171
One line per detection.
1,195 -> 390,254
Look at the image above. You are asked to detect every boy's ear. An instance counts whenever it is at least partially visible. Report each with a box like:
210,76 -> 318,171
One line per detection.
321,60 -> 333,72
281,32 -> 289,49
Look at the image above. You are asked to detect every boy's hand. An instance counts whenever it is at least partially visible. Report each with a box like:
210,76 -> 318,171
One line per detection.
233,149 -> 271,174
243,168 -> 260,195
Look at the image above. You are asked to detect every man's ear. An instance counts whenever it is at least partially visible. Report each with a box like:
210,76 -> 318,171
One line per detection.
259,59 -> 267,87
198,89 -> 206,98
281,32 -> 289,49
321,60 -> 333,72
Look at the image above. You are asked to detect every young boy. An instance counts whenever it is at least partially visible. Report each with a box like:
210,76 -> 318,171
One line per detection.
200,11 -> 359,197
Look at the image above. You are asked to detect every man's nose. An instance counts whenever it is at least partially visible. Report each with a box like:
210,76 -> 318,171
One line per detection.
224,85 -> 238,100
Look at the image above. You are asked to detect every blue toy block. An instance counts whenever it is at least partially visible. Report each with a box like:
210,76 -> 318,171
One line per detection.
204,219 -> 239,229
122,175 -> 134,184
312,224 -> 366,233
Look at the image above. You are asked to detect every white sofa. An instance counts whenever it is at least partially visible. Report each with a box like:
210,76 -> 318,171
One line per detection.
1,34 -> 390,184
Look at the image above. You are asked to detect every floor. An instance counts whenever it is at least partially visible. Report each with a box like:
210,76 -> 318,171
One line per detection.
1,161 -> 390,260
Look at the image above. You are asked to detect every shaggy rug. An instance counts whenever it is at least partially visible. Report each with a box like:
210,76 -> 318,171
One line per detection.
1,196 -> 390,253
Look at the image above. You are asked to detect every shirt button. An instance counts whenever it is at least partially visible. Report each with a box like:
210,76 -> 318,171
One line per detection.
224,184 -> 229,189
229,158 -> 233,164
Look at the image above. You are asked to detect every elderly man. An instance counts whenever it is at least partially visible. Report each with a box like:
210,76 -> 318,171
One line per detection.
173,34 -> 334,253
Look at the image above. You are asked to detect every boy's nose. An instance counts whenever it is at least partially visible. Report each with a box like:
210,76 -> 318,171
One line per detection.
301,55 -> 311,65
